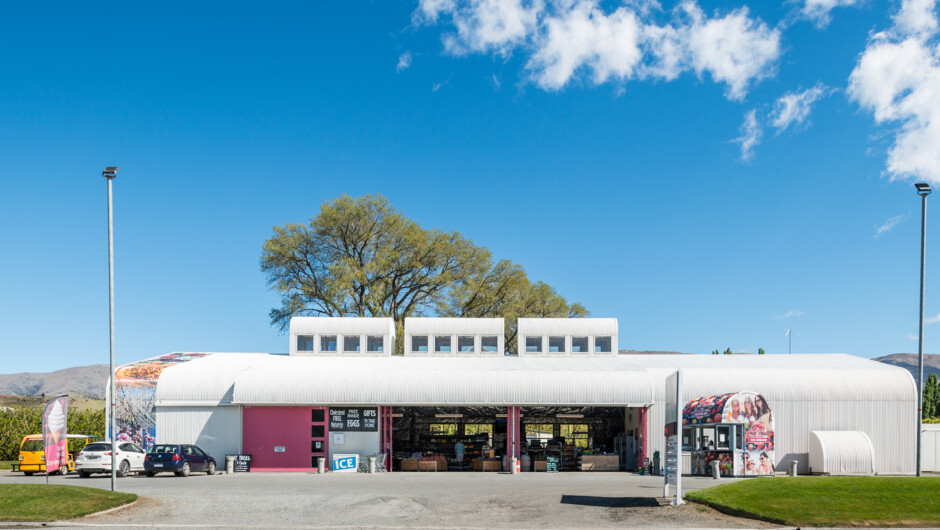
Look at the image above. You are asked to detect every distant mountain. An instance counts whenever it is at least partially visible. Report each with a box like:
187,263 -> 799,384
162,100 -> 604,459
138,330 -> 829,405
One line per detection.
0,364 -> 108,399
874,353 -> 940,381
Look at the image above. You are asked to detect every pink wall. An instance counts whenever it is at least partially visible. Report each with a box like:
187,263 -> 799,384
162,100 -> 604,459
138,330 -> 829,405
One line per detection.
243,406 -> 312,470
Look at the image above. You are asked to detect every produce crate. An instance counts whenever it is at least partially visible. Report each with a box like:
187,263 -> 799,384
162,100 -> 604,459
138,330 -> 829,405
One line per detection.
472,459 -> 501,472
534,461 -> 547,472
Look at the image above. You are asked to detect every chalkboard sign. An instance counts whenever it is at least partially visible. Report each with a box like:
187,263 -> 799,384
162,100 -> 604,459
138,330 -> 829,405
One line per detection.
546,454 -> 560,473
228,454 -> 251,472
329,407 -> 378,432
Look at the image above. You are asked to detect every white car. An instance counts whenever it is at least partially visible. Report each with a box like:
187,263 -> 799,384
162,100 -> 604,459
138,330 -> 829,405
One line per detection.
75,441 -> 147,478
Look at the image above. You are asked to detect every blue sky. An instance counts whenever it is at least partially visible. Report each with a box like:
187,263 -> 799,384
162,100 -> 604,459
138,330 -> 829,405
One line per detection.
2,0 -> 940,373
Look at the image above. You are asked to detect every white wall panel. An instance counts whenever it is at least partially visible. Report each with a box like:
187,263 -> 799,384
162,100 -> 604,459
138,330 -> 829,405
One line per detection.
156,406 -> 242,462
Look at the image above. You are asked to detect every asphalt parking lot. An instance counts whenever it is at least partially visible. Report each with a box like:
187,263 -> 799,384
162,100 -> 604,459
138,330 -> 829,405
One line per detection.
1,470 -> 783,528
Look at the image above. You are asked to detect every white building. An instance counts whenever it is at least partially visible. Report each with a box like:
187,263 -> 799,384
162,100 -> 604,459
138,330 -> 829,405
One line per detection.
112,317 -> 916,476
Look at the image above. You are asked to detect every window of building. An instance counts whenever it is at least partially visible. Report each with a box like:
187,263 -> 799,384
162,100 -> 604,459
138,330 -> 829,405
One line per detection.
411,336 -> 429,353
320,335 -> 337,352
367,336 -> 384,352
571,337 -> 589,353
429,424 -> 458,435
548,336 -> 565,353
311,425 -> 325,438
525,424 -> 554,446
525,336 -> 542,353
311,409 -> 325,422
458,336 -> 475,352
297,335 -> 314,352
465,423 -> 494,444
343,336 -> 360,352
682,427 -> 693,451
481,336 -> 499,352
595,336 -> 612,353
435,336 -> 452,353
559,424 -> 590,448
717,425 -> 731,450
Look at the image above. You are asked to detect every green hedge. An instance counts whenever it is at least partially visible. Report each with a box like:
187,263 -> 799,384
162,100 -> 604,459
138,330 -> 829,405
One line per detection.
0,409 -> 105,461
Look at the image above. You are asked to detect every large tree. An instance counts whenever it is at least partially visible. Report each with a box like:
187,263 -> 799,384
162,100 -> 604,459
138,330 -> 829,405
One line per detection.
261,194 -> 585,353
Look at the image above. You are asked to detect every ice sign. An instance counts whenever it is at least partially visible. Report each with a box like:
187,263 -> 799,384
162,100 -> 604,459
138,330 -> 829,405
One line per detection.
332,454 -> 358,473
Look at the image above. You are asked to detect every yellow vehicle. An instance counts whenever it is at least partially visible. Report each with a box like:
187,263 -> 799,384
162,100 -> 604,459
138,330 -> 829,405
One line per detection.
17,434 -> 96,475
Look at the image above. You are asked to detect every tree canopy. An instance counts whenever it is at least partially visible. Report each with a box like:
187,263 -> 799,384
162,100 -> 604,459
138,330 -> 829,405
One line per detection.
261,194 -> 586,353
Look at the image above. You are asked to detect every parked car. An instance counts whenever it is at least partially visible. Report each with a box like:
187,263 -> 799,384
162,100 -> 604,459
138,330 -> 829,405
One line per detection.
17,434 -> 96,476
75,441 -> 147,478
144,444 -> 216,477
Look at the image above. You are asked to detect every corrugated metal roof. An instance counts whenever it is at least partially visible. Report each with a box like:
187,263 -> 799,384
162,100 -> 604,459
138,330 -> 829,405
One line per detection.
231,356 -> 655,406
517,318 -> 618,335
405,317 -> 504,335
153,352 -> 913,407
155,353 -> 273,405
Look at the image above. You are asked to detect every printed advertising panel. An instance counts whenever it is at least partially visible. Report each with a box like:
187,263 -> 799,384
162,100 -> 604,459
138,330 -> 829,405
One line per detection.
683,391 -> 774,476
329,408 -> 379,432
113,353 -> 208,450
42,396 -> 69,474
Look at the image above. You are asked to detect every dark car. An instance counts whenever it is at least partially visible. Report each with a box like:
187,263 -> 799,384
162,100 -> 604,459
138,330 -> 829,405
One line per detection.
144,444 -> 216,477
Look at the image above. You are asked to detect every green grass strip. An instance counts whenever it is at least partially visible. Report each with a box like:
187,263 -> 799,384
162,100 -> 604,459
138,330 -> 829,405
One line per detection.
685,476 -> 940,527
0,484 -> 137,521
0,461 -> 15,471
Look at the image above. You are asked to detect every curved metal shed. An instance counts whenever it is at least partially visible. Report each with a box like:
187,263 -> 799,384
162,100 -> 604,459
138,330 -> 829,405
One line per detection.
809,430 -> 876,475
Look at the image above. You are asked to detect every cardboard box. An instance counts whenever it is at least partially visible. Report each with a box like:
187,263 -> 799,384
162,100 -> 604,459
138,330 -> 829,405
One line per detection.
535,461 -> 547,472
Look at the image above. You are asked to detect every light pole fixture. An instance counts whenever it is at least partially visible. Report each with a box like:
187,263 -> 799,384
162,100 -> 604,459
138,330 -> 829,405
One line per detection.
916,181 -> 930,477
103,166 -> 118,491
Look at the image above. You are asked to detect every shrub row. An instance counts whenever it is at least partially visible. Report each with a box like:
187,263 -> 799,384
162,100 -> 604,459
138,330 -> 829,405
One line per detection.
0,409 -> 105,461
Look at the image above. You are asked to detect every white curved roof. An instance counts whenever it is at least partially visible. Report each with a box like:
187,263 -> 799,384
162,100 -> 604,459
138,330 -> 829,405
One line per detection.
231,356 -> 654,406
405,317 -> 504,335
809,431 -> 876,475
517,318 -> 617,335
289,317 -> 395,336
155,353 -> 272,405
153,352 -> 913,408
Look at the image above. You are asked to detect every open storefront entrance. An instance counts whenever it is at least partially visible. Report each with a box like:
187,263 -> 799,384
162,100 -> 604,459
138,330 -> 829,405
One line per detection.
391,405 -> 646,472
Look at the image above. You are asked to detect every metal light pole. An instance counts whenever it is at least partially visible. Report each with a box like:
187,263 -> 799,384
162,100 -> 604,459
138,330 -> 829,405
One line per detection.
103,166 -> 119,491
916,182 -> 931,477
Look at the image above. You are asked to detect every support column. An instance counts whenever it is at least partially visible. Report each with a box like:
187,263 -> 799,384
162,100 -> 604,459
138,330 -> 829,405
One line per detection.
506,406 -> 521,464
638,406 -> 648,472
380,406 -> 393,471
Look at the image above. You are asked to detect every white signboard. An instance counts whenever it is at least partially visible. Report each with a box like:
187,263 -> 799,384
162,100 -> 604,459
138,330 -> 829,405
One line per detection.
664,370 -> 684,505
274,445 -> 286,453
332,453 -> 359,473
333,432 -> 345,445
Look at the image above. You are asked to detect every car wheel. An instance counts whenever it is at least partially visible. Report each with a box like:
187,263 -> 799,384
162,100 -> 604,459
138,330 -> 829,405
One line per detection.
207,461 -> 216,475
146,471 -> 156,477
180,462 -> 191,477
24,472 -> 33,476
79,471 -> 91,478
58,467 -> 68,476
117,460 -> 130,478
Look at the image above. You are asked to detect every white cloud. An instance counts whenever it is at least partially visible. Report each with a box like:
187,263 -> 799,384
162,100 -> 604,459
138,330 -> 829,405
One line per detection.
777,310 -> 805,319
681,3 -> 781,101
874,214 -> 905,237
397,51 -> 413,72
802,0 -> 862,27
528,3 -> 643,89
441,0 -> 543,55
415,0 -> 781,101
734,109 -> 762,161
894,0 -> 939,38
848,0 -> 940,185
771,83 -> 830,132
926,313 -> 940,324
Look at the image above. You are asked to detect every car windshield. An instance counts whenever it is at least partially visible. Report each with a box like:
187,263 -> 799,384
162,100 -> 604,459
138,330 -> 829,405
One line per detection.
21,439 -> 43,451
84,443 -> 111,452
148,445 -> 179,454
